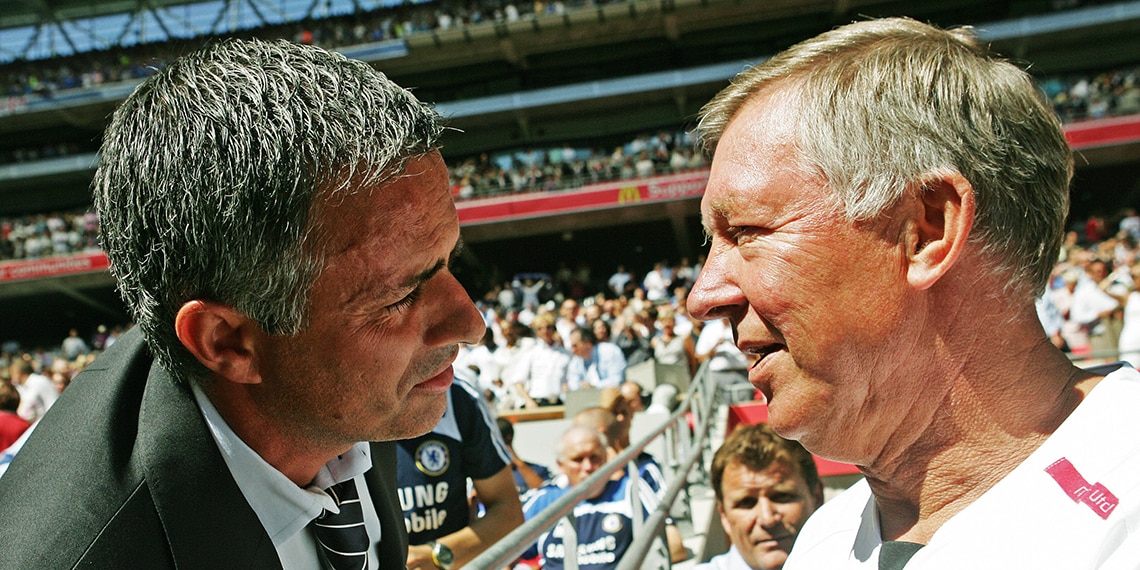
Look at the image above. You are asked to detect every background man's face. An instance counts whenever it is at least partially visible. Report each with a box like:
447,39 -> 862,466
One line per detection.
718,460 -> 820,570
557,431 -> 608,488
570,332 -> 593,359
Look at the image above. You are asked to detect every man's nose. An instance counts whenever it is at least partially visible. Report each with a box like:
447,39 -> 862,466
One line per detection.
427,270 -> 485,346
756,498 -> 782,527
687,246 -> 746,322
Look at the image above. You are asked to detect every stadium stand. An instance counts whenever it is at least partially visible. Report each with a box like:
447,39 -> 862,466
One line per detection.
4,3 -> 1140,567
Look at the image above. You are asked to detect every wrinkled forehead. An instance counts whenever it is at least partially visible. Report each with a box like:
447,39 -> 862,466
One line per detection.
560,434 -> 604,459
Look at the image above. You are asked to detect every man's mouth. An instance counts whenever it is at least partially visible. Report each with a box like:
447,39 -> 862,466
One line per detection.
756,534 -> 793,547
747,343 -> 786,366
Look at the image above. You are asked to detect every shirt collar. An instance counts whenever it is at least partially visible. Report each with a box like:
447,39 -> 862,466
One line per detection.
190,383 -> 372,547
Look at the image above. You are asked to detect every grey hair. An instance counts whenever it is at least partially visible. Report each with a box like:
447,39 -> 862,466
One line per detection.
697,17 -> 1072,302
93,38 -> 444,384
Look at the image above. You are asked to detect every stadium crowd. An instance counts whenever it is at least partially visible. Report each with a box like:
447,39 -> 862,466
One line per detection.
0,0 -> 622,104
0,209 -> 101,261
0,127 -> 704,262
3,58 -> 1140,168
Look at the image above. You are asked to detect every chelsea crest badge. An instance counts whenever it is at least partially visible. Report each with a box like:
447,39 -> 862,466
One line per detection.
415,440 -> 450,476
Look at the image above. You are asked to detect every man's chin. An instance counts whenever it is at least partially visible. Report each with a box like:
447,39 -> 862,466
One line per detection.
372,393 -> 449,441
748,547 -> 790,570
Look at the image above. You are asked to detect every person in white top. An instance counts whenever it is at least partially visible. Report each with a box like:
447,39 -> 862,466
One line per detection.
687,17 -> 1138,569
8,360 -> 58,423
510,313 -> 571,408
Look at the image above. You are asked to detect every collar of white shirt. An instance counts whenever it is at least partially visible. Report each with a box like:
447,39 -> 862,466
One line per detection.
190,382 -> 372,547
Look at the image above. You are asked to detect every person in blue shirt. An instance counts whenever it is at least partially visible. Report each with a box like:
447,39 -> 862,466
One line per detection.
574,399 -> 688,563
567,327 -> 628,390
519,425 -> 659,570
397,374 -> 523,569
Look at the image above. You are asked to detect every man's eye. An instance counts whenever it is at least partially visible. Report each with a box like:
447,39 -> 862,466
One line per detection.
386,287 -> 423,313
732,226 -> 771,245
770,492 -> 800,503
733,497 -> 757,509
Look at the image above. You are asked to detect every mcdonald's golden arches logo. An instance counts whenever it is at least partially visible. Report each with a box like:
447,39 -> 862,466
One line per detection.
617,186 -> 641,204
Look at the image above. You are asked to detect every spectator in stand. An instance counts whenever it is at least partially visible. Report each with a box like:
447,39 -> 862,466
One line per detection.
50,369 -> 72,394
652,308 -> 693,372
0,39 -> 485,567
608,264 -> 633,297
495,416 -> 553,495
517,277 -> 546,313
555,298 -> 582,350
674,257 -> 697,290
1119,208 -> 1140,242
687,17 -> 1139,567
1052,266 -> 1090,353
611,312 -> 653,367
566,326 -> 627,390
490,320 -> 533,408
509,313 -> 571,408
619,381 -> 645,414
519,425 -> 659,570
643,261 -> 672,302
695,423 -> 822,570
0,380 -> 29,449
60,328 -> 89,360
7,359 -> 58,423
1072,259 -> 1123,356
591,317 -> 613,344
695,317 -> 750,402
1118,264 -> 1140,367
455,327 -> 501,397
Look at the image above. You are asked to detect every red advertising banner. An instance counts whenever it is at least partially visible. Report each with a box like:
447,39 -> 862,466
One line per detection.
1064,115 -> 1140,149
0,252 -> 110,282
458,170 -> 709,226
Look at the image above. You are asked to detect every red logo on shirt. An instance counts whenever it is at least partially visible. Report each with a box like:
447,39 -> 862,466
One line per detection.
1044,457 -> 1118,520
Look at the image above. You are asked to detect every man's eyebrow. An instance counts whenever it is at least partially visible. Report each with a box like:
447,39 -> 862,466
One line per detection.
701,197 -> 733,238
397,238 -> 465,291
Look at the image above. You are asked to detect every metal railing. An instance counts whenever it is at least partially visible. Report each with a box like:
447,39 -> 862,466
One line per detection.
465,362 -> 720,570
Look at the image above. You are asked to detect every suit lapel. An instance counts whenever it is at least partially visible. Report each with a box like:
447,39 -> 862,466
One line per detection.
138,363 -> 282,569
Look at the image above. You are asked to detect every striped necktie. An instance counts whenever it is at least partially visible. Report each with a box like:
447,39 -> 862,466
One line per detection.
312,479 -> 370,570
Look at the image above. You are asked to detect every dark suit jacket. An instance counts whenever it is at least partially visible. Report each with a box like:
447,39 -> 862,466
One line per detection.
0,327 -> 409,568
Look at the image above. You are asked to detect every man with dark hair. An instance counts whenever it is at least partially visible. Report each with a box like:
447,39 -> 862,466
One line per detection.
697,423 -> 822,570
689,16 -> 1140,568
567,326 -> 628,390
0,38 -> 484,568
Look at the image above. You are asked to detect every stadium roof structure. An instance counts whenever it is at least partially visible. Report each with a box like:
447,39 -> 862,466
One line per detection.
0,0 -> 418,61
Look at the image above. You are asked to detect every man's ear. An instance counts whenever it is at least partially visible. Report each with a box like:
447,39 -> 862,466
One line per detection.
811,481 -> 825,513
717,502 -> 732,537
174,300 -> 264,385
905,172 -> 976,290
